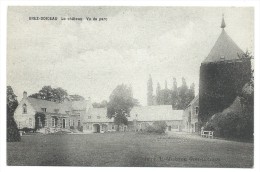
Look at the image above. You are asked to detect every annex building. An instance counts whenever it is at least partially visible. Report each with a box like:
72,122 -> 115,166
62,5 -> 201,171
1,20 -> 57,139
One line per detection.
14,91 -> 184,134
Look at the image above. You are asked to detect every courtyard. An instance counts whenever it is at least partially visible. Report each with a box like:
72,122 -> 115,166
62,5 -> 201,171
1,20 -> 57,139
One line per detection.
7,132 -> 253,167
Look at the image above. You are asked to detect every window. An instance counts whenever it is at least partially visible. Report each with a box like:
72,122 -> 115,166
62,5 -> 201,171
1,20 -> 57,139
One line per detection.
69,120 -> 71,126
41,108 -> 47,112
112,125 -> 114,130
54,109 -> 59,113
78,120 -> 80,127
195,107 -> 199,115
52,117 -> 55,127
23,104 -> 27,114
88,116 -> 91,119
29,118 -> 32,127
97,116 -> 100,119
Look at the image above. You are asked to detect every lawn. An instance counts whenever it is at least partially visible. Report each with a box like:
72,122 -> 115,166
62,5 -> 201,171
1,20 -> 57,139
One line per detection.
7,132 -> 253,167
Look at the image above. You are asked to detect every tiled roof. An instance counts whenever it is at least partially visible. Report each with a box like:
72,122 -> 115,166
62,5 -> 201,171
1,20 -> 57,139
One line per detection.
84,108 -> 114,123
27,97 -> 85,114
203,29 -> 244,63
71,100 -> 87,111
129,105 -> 183,121
186,95 -> 199,108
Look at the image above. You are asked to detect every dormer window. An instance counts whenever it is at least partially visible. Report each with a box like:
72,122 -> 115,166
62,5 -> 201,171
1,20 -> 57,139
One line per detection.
23,104 -> 27,114
195,107 -> 199,115
41,108 -> 47,112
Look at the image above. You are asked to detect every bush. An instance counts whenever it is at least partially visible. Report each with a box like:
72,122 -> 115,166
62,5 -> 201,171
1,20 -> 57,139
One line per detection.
7,116 -> 21,142
144,121 -> 167,134
77,126 -> 83,132
205,111 -> 253,139
70,126 -> 75,130
20,127 -> 35,133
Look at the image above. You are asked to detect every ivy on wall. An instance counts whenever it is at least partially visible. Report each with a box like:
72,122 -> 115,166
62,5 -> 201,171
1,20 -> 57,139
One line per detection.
199,59 -> 251,124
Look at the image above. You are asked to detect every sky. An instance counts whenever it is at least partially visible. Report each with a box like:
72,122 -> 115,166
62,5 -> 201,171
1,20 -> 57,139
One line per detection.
7,7 -> 254,105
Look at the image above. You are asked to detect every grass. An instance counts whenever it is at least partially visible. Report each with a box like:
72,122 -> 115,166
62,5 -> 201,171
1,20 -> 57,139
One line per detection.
7,132 -> 253,167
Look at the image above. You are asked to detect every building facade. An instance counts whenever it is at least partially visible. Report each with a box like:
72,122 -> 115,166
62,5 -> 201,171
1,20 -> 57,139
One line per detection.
14,92 -> 185,134
183,95 -> 199,133
14,91 -> 87,133
128,105 -> 184,132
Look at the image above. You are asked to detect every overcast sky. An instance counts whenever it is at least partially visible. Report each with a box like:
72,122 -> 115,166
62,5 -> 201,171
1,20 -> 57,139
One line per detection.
7,7 -> 254,105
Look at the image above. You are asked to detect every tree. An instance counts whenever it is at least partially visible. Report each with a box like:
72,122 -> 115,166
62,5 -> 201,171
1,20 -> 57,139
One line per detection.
7,86 -> 21,142
171,77 -> 178,109
107,84 -> 139,130
187,83 -> 195,105
69,94 -> 85,101
29,86 -> 68,102
177,77 -> 189,109
147,74 -> 153,106
93,100 -> 108,108
156,82 -> 161,104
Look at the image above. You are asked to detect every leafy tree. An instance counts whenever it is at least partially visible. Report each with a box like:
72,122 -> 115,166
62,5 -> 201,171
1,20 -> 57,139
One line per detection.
7,86 -> 21,142
154,77 -> 195,109
69,94 -> 85,101
93,100 -> 108,108
177,77 -> 189,109
29,86 -> 68,102
107,84 -> 139,130
156,82 -> 161,104
171,77 -> 178,109
147,74 -> 153,106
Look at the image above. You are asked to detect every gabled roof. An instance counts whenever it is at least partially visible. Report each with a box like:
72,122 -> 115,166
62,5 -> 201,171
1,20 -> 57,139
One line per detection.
129,105 -> 183,121
71,100 -> 87,111
203,29 -> 244,63
27,97 -> 71,114
84,108 -> 113,123
27,97 -> 87,114
186,95 -> 199,108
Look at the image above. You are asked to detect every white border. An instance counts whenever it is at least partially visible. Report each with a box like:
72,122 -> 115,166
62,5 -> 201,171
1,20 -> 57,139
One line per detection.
0,1 -> 259,172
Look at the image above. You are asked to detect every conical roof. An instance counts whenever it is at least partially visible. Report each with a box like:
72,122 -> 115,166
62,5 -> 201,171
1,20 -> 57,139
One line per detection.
203,18 -> 244,63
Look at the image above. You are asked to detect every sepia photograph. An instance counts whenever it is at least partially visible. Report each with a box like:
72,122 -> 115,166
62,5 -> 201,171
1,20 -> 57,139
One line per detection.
5,5 -> 255,168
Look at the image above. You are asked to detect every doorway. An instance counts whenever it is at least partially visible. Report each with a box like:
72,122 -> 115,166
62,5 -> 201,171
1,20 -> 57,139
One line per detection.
93,124 -> 100,133
62,119 -> 66,128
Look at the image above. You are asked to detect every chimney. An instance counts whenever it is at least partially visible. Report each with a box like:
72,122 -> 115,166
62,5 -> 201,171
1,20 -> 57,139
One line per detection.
23,91 -> 27,99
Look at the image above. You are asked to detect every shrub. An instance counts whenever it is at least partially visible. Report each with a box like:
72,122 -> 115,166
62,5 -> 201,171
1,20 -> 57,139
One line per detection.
70,126 -> 75,130
205,111 -> 253,139
7,116 -> 21,142
144,121 -> 167,134
20,127 -> 35,133
77,126 -> 83,132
